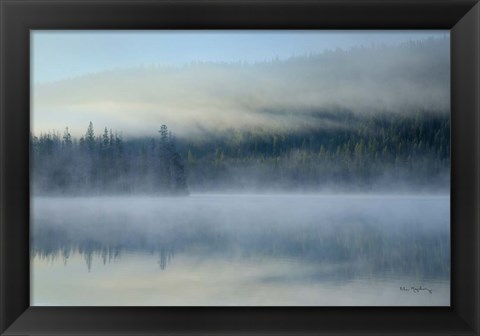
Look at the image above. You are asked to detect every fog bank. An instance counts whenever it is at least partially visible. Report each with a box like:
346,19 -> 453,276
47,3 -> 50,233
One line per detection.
33,38 -> 449,137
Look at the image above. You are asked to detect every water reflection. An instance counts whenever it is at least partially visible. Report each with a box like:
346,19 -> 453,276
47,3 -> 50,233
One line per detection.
31,194 -> 450,305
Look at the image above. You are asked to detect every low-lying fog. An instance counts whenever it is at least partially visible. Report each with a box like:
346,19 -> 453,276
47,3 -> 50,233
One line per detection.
31,193 -> 450,306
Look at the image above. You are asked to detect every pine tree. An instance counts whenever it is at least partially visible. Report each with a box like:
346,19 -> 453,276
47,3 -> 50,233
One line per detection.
159,125 -> 169,146
85,122 -> 95,152
63,127 -> 72,149
157,125 -> 171,190
102,127 -> 110,152
109,129 -> 115,148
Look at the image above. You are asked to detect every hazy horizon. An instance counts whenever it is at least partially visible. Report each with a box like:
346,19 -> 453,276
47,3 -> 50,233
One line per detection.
32,31 -> 449,138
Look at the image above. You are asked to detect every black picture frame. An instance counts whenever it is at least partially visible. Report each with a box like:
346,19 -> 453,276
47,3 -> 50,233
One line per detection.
1,0 -> 479,335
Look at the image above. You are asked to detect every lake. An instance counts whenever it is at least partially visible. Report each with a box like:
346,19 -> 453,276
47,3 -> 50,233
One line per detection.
31,194 -> 450,306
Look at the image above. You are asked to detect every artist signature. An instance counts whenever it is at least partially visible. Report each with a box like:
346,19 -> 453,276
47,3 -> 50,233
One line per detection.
400,286 -> 432,294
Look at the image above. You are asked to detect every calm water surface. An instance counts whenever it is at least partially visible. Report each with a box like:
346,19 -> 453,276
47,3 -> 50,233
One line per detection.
31,194 -> 450,306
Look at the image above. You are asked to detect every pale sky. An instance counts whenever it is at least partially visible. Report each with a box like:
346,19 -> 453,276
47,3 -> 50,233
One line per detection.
31,31 -> 450,137
32,30 -> 448,84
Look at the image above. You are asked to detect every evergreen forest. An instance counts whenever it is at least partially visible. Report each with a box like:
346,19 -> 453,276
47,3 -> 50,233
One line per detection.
30,109 -> 450,195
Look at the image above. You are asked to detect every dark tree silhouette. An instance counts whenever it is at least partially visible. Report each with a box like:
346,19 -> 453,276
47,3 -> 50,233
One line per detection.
30,111 -> 449,194
31,123 -> 189,195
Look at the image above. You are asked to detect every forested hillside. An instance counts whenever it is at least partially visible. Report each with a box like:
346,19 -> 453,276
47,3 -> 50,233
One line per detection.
31,37 -> 450,195
178,110 -> 449,192
31,109 -> 449,194
33,37 -> 449,137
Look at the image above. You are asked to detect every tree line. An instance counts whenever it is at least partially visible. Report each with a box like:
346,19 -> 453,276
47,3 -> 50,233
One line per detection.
31,110 -> 450,194
177,110 -> 450,191
31,123 -> 187,195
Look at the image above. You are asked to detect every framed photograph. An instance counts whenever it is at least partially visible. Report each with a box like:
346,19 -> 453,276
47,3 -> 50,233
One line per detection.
1,0 -> 479,335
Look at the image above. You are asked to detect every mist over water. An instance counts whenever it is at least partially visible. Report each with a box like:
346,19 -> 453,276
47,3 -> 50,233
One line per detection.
31,194 -> 450,306
30,33 -> 451,306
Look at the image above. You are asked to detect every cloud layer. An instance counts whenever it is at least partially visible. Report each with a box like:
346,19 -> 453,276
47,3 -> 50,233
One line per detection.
32,37 -> 449,138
